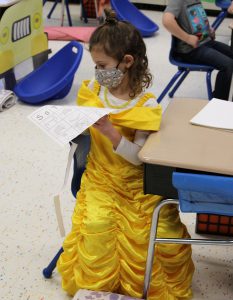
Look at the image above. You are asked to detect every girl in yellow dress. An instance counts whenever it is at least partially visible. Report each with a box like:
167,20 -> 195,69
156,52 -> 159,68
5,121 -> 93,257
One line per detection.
57,9 -> 194,300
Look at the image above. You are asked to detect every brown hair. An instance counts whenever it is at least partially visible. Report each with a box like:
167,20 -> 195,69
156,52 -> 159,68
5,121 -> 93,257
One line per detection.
89,9 -> 153,98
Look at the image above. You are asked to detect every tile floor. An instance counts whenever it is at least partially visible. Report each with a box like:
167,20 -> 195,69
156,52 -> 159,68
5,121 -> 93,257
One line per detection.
0,1 -> 233,300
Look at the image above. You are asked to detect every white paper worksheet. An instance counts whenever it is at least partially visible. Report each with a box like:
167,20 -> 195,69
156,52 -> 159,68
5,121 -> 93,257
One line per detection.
28,105 -> 114,146
190,98 -> 233,131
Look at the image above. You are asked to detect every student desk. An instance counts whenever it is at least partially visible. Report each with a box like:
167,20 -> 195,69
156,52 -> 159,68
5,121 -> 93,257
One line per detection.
138,98 -> 233,197
138,98 -> 233,298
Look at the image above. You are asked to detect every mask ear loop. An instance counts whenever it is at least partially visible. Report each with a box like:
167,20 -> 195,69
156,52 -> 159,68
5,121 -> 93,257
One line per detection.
94,57 -> 125,72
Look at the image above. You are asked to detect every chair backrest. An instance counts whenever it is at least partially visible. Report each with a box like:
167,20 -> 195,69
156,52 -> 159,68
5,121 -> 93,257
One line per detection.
172,172 -> 233,215
71,134 -> 91,198
169,36 -> 181,66
168,36 -> 197,68
169,36 -> 214,71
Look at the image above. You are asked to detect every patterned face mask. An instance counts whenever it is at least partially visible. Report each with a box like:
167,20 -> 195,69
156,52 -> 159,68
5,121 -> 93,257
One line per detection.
95,63 -> 124,89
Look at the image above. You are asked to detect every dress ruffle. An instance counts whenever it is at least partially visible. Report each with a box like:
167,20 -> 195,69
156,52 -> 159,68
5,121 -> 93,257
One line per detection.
57,158 -> 194,299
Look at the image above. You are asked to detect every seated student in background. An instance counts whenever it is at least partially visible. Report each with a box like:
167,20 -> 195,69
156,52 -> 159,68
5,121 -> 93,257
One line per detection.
163,0 -> 233,101
57,8 -> 194,300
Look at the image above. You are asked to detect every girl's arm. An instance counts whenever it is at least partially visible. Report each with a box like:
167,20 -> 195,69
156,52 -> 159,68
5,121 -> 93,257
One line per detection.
114,130 -> 149,165
93,116 -> 149,165
92,115 -> 122,149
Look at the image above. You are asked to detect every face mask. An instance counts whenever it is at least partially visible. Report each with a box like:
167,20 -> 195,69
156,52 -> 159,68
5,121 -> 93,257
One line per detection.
95,64 -> 124,89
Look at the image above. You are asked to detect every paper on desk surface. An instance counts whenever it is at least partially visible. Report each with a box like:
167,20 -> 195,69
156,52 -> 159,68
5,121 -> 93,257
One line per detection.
28,105 -> 115,146
190,98 -> 233,131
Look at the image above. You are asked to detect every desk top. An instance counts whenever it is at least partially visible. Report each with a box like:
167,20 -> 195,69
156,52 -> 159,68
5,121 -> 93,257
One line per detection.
138,99 -> 233,176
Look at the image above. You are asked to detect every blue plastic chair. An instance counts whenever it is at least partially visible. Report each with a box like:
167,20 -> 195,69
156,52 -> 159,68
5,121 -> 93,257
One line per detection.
43,134 -> 90,279
157,37 -> 214,103
143,171 -> 233,299
110,0 -> 159,37
14,41 -> 83,104
212,0 -> 232,30
43,0 -> 73,26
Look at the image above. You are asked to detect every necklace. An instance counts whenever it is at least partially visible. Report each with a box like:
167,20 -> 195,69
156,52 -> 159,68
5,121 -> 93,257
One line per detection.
104,87 -> 131,109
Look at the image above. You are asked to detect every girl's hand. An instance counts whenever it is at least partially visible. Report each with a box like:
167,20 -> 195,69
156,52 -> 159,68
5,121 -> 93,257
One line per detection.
92,115 -> 122,149
93,115 -> 113,135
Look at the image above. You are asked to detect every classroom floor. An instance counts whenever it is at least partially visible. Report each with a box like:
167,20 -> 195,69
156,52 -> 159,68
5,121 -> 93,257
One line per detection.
1,2 -> 233,300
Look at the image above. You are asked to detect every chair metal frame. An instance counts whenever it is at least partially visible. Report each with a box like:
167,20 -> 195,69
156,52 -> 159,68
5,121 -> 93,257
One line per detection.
156,49 -> 214,103
43,0 -> 101,26
143,199 -> 233,299
157,35 -> 215,104
143,171 -> 233,299
212,0 -> 231,30
43,0 -> 73,26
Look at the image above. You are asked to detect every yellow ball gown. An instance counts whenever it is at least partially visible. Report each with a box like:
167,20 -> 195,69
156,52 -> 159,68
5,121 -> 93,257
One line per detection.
57,80 -> 194,299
